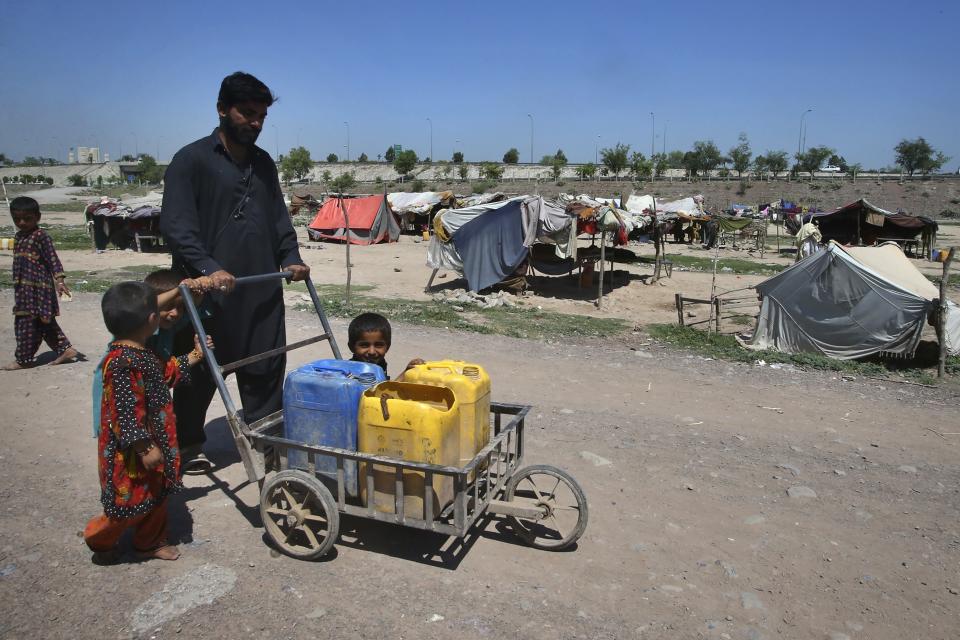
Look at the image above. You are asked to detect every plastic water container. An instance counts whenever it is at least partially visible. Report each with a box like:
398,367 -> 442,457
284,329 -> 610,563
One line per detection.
402,360 -> 491,469
283,359 -> 386,497
358,382 -> 460,519
0,238 -> 14,250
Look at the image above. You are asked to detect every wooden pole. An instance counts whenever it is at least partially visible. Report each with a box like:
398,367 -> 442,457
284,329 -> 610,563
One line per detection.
938,247 -> 956,378
707,239 -> 721,333
597,229 -> 606,309
338,194 -> 352,306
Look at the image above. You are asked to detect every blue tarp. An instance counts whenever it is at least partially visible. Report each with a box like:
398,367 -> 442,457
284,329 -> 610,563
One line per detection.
452,199 -> 528,292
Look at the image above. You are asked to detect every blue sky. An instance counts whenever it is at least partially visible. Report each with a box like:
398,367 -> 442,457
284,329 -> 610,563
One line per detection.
1,0 -> 957,169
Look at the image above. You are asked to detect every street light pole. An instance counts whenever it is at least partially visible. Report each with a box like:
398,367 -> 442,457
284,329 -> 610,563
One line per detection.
426,117 -> 433,162
663,122 -> 667,155
343,121 -> 350,161
131,132 -> 139,159
595,135 -> 600,164
797,108 -> 812,158
527,113 -> 534,164
650,112 -> 655,159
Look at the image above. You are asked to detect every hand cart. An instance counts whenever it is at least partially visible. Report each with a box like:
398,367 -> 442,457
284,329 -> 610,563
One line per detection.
180,272 -> 588,560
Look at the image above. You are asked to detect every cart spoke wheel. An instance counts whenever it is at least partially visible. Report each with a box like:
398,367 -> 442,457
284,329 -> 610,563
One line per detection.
505,464 -> 588,551
260,470 -> 339,561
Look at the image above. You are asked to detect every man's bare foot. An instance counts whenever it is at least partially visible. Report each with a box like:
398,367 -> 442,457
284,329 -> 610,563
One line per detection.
51,347 -> 79,365
1,361 -> 30,371
137,544 -> 180,561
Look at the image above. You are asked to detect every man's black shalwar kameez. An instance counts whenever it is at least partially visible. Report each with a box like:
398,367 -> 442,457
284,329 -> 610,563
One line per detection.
160,129 -> 303,449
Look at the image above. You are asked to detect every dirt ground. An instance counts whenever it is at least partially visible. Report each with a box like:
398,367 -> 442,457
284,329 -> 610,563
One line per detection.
1,191 -> 959,639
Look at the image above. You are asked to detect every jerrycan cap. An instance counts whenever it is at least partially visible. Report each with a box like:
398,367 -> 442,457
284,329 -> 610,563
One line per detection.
355,372 -> 378,386
463,366 -> 480,379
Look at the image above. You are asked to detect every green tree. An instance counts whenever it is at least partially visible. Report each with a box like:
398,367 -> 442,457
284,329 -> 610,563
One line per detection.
600,143 -> 630,179
280,146 -> 314,183
321,170 -> 331,184
729,133 -> 752,178
329,171 -> 356,192
326,153 -> 338,163
651,153 -> 668,177
458,164 -> 469,181
666,150 -> 685,169
629,152 -> 652,180
67,174 -> 84,187
440,163 -> 453,179
554,149 -> 568,164
384,146 -> 396,163
752,154 -> 767,180
764,150 -> 789,178
0,153 -> 9,165
894,137 -> 949,176
138,154 -> 164,184
502,148 -> 519,164
96,175 -> 103,188
480,162 -> 504,180
795,146 -> 834,178
576,163 -> 597,180
358,152 -> 368,162
452,151 -> 464,163
393,149 -> 419,176
680,141 -> 720,178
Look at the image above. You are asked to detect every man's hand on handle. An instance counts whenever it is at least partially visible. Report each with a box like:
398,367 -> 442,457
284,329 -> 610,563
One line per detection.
286,264 -> 310,282
209,270 -> 236,293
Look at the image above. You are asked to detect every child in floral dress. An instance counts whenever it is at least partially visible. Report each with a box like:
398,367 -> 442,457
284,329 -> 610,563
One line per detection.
83,281 -> 207,563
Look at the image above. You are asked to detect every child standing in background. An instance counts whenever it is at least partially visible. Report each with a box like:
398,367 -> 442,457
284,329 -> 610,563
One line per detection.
3,196 -> 80,370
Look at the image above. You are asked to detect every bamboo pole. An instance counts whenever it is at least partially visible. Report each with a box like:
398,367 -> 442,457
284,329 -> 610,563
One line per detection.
938,247 -> 956,378
597,230 -> 606,309
337,193 -> 352,306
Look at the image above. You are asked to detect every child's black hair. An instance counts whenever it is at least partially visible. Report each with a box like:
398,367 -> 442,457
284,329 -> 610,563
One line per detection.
348,312 -> 391,350
101,281 -> 158,339
218,72 -> 276,109
9,196 -> 40,217
144,268 -> 186,293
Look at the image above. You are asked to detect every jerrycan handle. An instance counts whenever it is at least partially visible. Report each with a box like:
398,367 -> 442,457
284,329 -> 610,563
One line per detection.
379,394 -> 391,421
311,366 -> 351,378
425,364 -> 456,374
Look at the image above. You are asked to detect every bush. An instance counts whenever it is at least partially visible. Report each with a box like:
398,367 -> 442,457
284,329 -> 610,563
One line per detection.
329,171 -> 356,192
374,176 -> 383,185
480,162 -> 503,180
472,180 -> 495,194
410,179 -> 426,192
67,174 -> 84,187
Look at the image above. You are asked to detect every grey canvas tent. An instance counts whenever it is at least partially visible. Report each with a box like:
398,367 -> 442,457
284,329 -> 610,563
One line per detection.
744,242 -> 960,359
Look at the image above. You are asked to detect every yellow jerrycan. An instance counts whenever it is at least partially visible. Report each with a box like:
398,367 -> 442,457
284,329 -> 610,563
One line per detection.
402,360 -> 491,469
358,382 -> 460,519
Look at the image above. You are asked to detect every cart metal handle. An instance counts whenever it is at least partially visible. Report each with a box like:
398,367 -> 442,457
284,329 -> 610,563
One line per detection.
178,269 -> 344,484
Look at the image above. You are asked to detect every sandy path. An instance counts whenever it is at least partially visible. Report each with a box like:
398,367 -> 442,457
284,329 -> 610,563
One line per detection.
0,289 -> 957,639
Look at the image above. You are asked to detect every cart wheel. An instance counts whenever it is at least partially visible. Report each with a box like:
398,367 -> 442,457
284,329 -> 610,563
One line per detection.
505,464 -> 588,551
260,470 -> 339,560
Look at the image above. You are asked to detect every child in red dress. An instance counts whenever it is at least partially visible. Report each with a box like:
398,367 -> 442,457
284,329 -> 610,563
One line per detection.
83,281 -> 207,563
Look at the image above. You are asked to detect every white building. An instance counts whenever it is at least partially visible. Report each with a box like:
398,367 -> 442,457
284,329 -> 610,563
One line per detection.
74,146 -> 101,163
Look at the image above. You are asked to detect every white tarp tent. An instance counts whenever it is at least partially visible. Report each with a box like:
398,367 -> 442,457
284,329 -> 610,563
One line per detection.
744,242 -> 960,359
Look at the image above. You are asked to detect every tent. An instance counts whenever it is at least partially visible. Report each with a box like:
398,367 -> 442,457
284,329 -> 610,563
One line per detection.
426,196 -> 575,292
744,241 -> 960,359
85,197 -> 163,252
803,198 -> 938,248
307,194 -> 399,245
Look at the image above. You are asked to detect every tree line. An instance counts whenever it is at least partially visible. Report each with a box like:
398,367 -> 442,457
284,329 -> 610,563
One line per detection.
269,135 -> 955,187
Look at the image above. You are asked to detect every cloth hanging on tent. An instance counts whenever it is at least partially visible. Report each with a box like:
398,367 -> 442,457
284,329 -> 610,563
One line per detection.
452,200 -> 528,292
865,211 -> 885,227
717,217 -> 754,232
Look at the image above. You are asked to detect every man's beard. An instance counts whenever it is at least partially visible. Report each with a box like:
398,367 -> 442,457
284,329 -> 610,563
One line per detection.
219,114 -> 260,146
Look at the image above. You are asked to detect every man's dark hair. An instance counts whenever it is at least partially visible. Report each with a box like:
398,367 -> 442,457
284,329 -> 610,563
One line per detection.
9,196 -> 40,216
218,72 -> 276,109
102,281 -> 158,339
348,312 -> 392,350
144,268 -> 186,293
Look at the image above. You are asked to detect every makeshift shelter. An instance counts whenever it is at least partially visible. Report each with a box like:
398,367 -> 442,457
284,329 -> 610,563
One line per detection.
306,194 -> 399,245
426,196 -> 575,292
803,199 -> 938,254
744,242 -> 960,359
387,191 -> 455,229
85,198 -> 163,252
